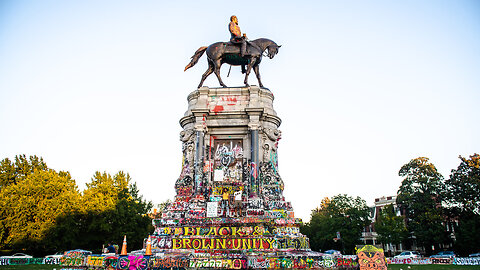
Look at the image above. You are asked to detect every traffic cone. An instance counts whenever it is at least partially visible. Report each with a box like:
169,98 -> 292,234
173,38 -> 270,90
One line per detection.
121,235 -> 127,255
145,235 -> 152,256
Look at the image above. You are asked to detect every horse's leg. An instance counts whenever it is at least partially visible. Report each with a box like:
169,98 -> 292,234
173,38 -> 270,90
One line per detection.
253,65 -> 264,88
243,58 -> 257,87
198,61 -> 214,88
213,60 -> 227,87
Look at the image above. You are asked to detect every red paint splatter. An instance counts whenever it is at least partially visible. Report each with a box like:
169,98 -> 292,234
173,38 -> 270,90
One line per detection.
212,105 -> 224,113
222,96 -> 238,103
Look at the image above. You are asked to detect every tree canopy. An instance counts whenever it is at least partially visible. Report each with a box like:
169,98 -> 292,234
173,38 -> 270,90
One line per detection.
374,204 -> 407,247
445,154 -> 480,215
301,194 -> 371,254
0,155 -> 153,256
444,154 -> 480,256
396,157 -> 449,254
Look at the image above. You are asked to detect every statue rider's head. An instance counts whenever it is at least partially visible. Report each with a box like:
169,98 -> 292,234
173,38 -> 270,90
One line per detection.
230,15 -> 238,24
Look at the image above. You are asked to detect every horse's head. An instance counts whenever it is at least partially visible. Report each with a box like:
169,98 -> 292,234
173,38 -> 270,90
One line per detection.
266,44 -> 281,59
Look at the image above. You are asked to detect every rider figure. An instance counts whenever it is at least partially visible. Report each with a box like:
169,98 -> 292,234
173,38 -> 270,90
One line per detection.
229,15 -> 247,57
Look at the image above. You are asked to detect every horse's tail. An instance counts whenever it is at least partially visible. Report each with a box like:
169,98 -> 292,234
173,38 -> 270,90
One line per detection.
184,46 -> 208,71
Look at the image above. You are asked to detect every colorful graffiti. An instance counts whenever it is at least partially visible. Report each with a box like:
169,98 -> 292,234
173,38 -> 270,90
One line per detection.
454,257 -> 480,265
276,237 -> 310,250
388,257 -> 430,264
430,258 -> 453,264
118,255 -> 149,270
172,237 -> 276,250
189,258 -> 247,269
356,245 -> 387,270
60,255 -> 85,267
152,225 -> 267,237
149,257 -> 189,268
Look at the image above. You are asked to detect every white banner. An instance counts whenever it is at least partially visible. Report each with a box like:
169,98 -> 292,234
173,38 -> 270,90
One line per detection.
207,201 -> 219,217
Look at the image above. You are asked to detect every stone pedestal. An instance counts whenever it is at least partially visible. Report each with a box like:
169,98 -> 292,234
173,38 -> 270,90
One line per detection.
151,86 -> 321,269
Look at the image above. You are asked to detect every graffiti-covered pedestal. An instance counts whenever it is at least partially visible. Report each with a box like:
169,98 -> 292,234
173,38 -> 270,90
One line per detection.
150,86 -> 323,269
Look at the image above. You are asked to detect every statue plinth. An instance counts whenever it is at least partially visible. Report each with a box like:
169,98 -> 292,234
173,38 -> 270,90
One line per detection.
151,86 -> 322,268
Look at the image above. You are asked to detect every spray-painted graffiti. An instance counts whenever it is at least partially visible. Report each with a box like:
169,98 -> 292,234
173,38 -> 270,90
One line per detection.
0,259 -> 9,266
176,187 -> 193,197
272,226 -> 300,236
389,257 -> 429,264
453,257 -> 480,265
189,258 -> 247,269
151,236 -> 173,249
172,237 -> 276,250
208,95 -> 249,114
104,256 -> 118,269
60,256 -> 85,267
117,255 -> 148,270
247,198 -> 263,209
313,256 -> 336,268
266,200 -> 292,210
356,245 -> 387,270
149,257 -> 189,268
265,209 -> 290,218
336,256 -> 359,268
430,258 -> 453,264
152,226 -> 266,237
259,162 -> 285,201
86,256 -> 105,267
248,257 -> 320,269
276,237 -> 310,250
213,140 -> 244,183
43,258 -> 60,265
246,209 -> 265,217
7,258 -> 43,265
212,185 -> 243,196
186,209 -> 206,218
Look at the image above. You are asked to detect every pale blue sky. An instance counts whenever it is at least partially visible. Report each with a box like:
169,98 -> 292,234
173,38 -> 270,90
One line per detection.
1,0 -> 479,221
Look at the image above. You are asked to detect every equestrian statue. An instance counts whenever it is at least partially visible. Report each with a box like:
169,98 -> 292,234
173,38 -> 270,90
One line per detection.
184,15 -> 281,89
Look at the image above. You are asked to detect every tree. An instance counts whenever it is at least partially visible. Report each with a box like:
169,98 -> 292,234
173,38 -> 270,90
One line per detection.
445,154 -> 480,214
444,153 -> 480,256
0,168 -> 82,254
396,157 -> 449,254
375,204 -> 407,248
0,155 -> 154,255
0,155 -> 48,190
82,171 -> 130,212
301,194 -> 371,254
48,171 -> 153,253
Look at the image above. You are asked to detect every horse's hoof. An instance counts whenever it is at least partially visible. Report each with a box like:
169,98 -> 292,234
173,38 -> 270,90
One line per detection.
222,85 -> 227,88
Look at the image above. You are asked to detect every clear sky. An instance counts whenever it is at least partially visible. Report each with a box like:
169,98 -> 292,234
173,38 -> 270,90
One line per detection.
1,0 -> 479,221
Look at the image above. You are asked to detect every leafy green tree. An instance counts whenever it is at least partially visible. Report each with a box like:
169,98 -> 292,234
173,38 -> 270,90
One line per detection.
301,194 -> 371,254
82,171 -> 130,212
0,168 -> 81,254
375,204 -> 407,248
445,154 -> 480,214
396,157 -> 449,254
0,156 -> 154,255
49,171 -> 153,253
444,154 -> 480,255
0,155 -> 48,190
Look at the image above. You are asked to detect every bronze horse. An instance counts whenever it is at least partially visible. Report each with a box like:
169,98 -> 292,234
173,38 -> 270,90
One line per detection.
184,38 -> 281,88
